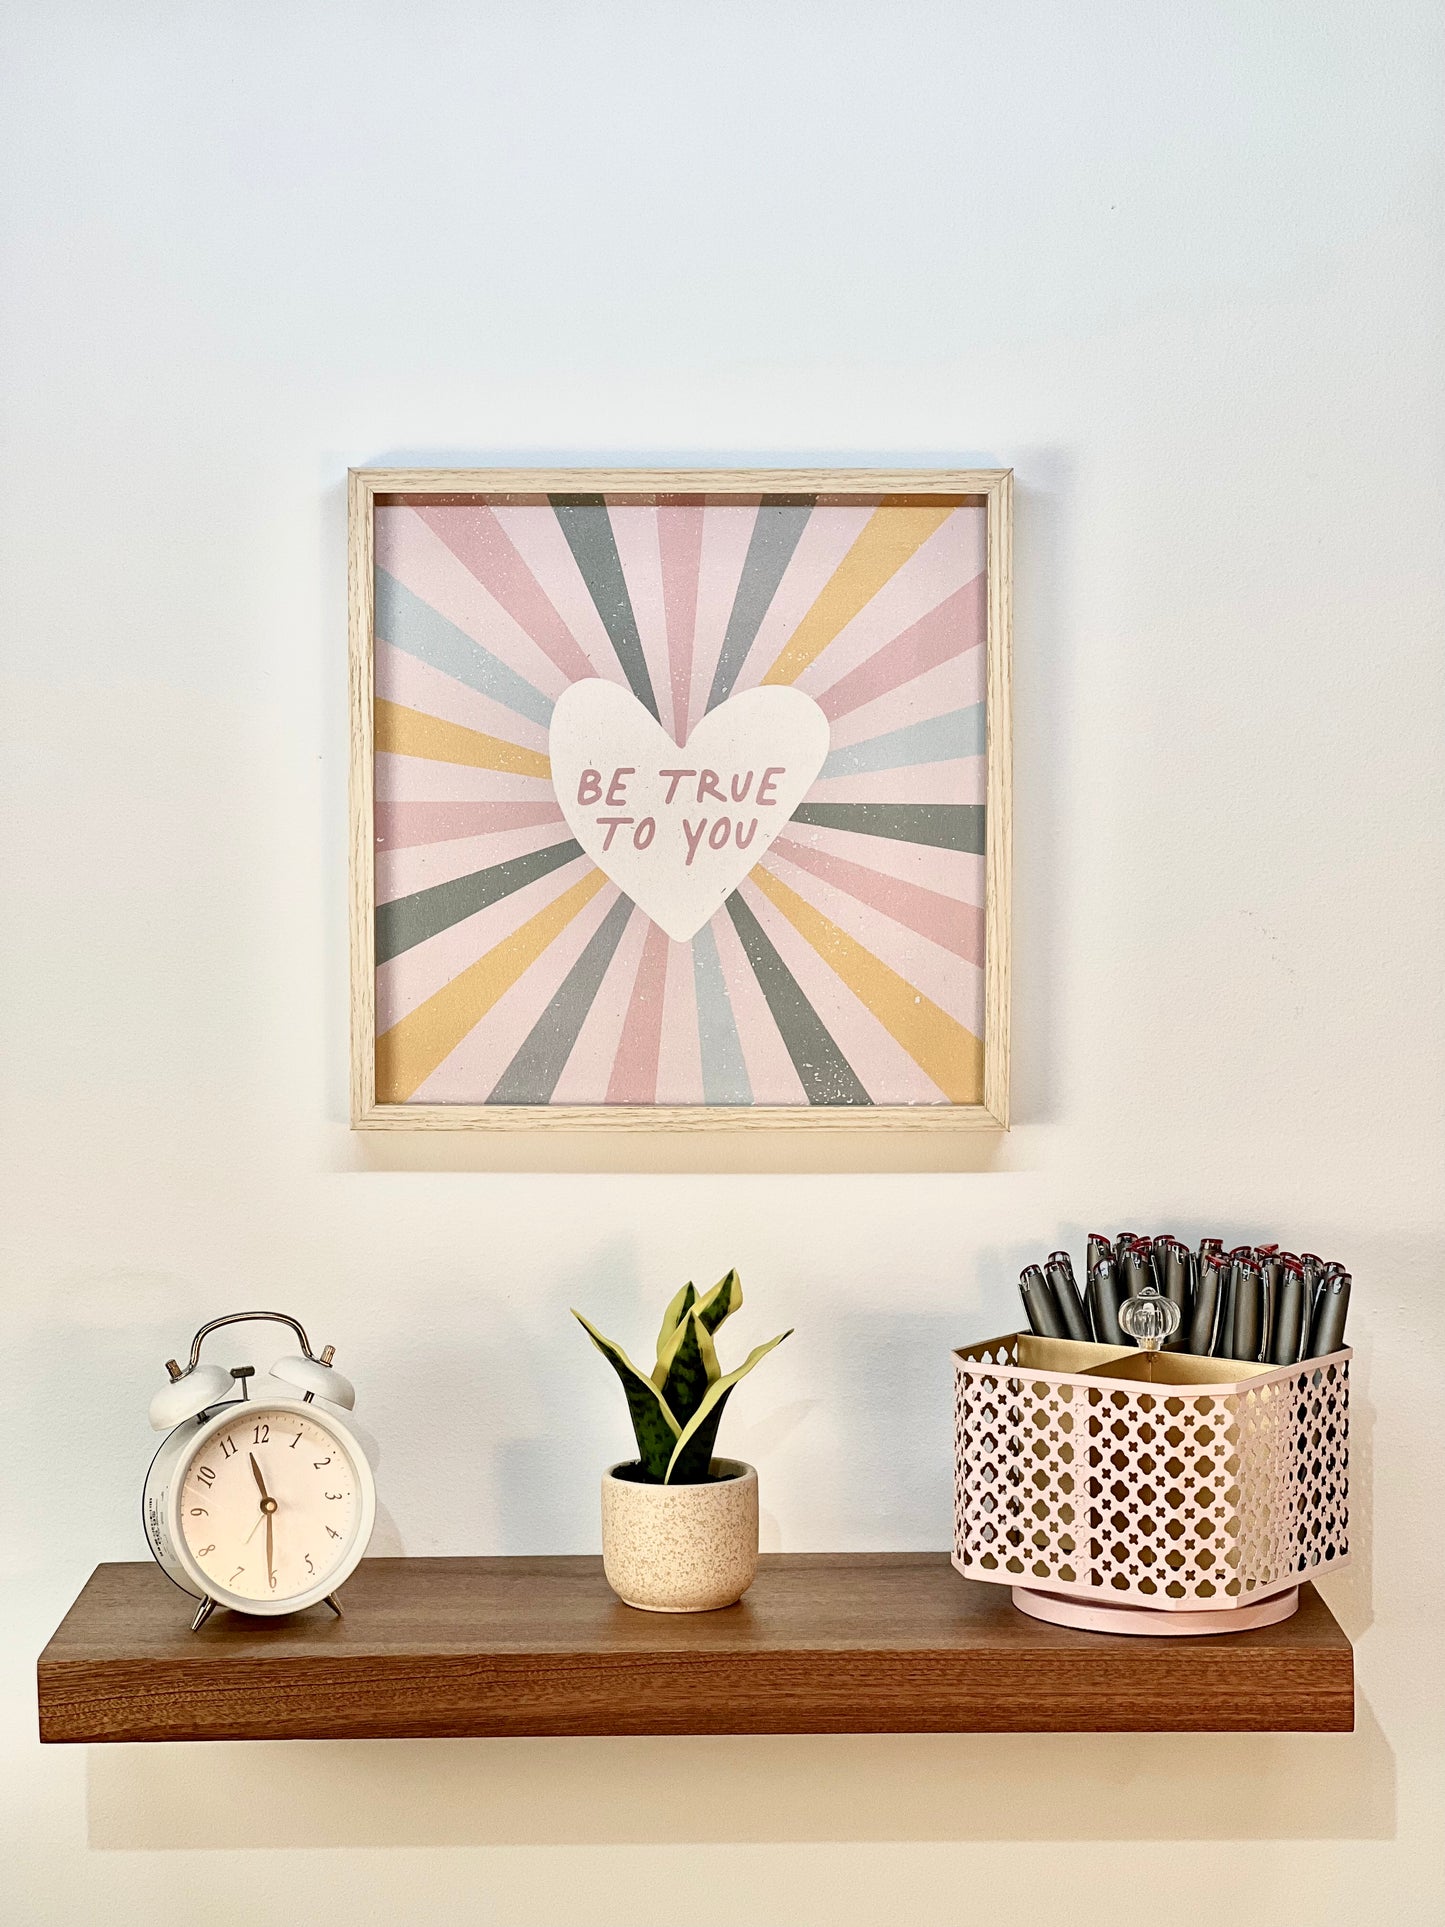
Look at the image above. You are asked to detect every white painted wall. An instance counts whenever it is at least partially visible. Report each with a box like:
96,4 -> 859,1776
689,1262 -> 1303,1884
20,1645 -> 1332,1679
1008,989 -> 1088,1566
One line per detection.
3,3 -> 1443,1921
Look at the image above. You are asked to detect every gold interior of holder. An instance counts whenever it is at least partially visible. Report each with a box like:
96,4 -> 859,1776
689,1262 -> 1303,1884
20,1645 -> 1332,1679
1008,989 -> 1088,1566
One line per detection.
1077,1349 -> 1279,1387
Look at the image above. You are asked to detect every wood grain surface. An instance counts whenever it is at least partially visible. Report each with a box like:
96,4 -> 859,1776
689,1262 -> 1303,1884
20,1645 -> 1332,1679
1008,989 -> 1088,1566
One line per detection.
38,1553 -> 1352,1743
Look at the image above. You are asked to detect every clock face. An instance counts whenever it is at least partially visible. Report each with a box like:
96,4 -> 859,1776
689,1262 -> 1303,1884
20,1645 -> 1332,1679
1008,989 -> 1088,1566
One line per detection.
178,1406 -> 361,1604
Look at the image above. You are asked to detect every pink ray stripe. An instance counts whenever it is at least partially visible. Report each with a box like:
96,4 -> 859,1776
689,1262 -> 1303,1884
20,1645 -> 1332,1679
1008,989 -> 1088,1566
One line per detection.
655,936 -> 705,1104
755,858 -> 983,1035
414,503 -> 597,686
489,507 -> 631,689
375,799 -> 564,852
374,754 -> 556,805
374,640 -> 551,753
708,901 -> 807,1104
792,508 -> 987,701
412,882 -> 623,1103
824,646 -> 986,753
728,505 -> 875,699
813,572 -> 986,725
377,816 -> 576,908
376,853 -> 592,1033
780,816 -> 986,909
806,756 -> 986,807
549,905 -> 649,1104
688,502 -> 759,737
375,507 -> 569,700
606,920 -> 671,1103
767,835 -> 983,967
658,504 -> 705,745
608,505 -> 675,741
738,879 -> 949,1105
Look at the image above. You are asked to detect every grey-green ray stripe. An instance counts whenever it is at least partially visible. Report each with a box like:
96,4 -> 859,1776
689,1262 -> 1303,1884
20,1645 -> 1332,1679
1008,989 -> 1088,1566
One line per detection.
819,705 -> 984,780
374,569 -> 554,728
724,895 -> 870,1106
692,923 -> 752,1105
486,895 -> 635,1104
549,497 -> 659,719
706,498 -> 814,712
375,839 -> 584,965
789,802 -> 985,854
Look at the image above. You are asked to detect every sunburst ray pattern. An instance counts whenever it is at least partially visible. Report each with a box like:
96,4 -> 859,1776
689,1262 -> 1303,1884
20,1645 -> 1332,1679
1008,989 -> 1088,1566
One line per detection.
372,494 -> 988,1106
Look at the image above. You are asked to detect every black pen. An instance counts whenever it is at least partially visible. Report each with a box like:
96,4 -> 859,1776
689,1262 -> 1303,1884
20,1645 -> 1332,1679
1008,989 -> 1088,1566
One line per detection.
1088,1258 -> 1127,1346
1189,1253 -> 1226,1356
1019,1264 -> 1068,1339
1046,1251 -> 1092,1344
1307,1272 -> 1351,1357
1231,1261 -> 1264,1362
1270,1257 -> 1307,1365
1161,1240 -> 1192,1351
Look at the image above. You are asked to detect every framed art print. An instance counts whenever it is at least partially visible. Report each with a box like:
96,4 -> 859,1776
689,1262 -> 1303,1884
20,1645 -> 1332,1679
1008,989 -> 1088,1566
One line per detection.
349,468 -> 1011,1130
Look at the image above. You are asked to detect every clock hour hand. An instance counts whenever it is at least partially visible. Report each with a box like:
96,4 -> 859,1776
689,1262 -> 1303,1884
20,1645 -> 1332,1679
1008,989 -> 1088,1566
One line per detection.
249,1452 -> 271,1503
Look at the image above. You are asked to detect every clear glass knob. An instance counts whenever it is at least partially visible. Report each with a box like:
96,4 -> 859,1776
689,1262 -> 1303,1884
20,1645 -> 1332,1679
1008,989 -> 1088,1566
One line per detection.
1119,1287 -> 1180,1352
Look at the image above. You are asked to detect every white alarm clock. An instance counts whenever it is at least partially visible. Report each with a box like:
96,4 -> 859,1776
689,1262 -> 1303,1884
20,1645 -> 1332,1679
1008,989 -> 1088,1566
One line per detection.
143,1311 -> 377,1630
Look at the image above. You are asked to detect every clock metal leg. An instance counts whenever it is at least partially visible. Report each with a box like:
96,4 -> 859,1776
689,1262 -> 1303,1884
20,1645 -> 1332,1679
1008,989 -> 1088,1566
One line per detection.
323,1593 -> 344,1618
190,1597 -> 218,1633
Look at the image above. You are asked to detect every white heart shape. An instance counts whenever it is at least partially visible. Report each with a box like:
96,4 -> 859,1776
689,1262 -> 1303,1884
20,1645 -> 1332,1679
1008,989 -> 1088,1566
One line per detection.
549,681 -> 831,942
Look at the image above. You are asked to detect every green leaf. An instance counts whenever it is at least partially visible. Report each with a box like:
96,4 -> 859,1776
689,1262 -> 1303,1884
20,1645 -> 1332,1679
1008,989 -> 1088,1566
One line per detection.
653,1282 -> 697,1370
654,1308 -> 716,1429
573,1311 -> 680,1481
694,1268 -> 742,1337
664,1328 -> 792,1484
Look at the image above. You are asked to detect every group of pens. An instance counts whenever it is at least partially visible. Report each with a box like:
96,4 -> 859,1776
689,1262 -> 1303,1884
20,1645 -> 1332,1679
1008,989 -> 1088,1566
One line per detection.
1018,1233 -> 1352,1366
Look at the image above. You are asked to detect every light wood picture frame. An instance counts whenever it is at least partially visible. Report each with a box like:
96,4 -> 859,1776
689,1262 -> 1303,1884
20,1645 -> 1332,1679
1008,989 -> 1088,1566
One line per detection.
349,468 -> 1011,1131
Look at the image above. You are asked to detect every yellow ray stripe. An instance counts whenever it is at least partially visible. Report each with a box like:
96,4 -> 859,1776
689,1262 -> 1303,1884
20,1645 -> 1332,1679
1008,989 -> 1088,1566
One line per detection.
375,700 -> 551,779
761,504 -> 955,687
751,865 -> 983,1103
377,867 -> 606,1101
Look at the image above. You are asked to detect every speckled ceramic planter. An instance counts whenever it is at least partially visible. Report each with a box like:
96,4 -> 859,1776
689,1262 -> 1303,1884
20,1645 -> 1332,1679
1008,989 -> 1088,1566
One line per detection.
601,1458 -> 759,1612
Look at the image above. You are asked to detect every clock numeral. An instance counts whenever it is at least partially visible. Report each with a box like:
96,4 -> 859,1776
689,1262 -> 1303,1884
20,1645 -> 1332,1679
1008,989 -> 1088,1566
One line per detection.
289,1432 -> 303,1448
304,1554 -> 315,1575
252,1422 -> 269,1445
229,1567 -> 244,1583
196,1466 -> 215,1486
313,1456 -> 332,1468
189,1506 -> 208,1516
324,1490 -> 345,1501
219,1435 -> 238,1459
269,1572 -> 277,1591
326,1526 -> 342,1540
197,1543 -> 215,1555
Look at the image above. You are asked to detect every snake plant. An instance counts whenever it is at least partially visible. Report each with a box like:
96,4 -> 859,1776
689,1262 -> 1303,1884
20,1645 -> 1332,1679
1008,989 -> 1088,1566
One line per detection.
573,1271 -> 791,1484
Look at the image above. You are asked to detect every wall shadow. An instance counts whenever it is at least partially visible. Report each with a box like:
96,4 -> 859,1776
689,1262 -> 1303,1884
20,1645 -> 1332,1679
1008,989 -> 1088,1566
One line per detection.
88,1691 -> 1393,1850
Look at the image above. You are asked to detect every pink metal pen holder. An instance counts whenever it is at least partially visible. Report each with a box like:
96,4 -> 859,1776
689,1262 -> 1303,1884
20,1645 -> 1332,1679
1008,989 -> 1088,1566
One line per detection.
952,1333 -> 1350,1636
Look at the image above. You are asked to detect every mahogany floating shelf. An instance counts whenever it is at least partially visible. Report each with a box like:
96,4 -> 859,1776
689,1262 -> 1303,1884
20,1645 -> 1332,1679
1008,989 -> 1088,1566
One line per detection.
37,1553 -> 1353,1743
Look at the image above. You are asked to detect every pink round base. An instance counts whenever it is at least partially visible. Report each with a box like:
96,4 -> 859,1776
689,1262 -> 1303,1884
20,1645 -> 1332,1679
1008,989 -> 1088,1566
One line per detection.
1010,1585 -> 1300,1638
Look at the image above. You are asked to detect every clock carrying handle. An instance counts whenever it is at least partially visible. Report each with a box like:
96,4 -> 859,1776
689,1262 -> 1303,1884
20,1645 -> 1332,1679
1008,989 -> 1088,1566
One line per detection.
167,1311 -> 333,1381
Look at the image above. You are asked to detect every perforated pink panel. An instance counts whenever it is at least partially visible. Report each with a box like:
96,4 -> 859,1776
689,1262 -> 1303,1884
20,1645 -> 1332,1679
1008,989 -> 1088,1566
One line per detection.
952,1334 -> 1350,1611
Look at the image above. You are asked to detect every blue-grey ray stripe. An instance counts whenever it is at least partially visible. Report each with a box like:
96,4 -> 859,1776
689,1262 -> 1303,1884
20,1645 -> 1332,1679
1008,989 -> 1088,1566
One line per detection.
549,497 -> 659,719
375,839 -> 584,965
706,498 -> 815,713
691,922 -> 752,1105
789,802 -> 985,854
374,569 -> 554,728
486,895 -> 635,1104
724,894 -> 870,1106
819,705 -> 985,781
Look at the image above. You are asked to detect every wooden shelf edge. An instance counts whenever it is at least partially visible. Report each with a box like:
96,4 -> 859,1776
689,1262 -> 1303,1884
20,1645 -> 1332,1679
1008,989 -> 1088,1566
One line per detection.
37,1554 -> 1354,1744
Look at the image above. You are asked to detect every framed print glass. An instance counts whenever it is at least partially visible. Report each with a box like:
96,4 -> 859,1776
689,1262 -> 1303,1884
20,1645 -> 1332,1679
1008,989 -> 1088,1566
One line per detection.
349,468 -> 1011,1130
